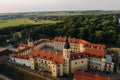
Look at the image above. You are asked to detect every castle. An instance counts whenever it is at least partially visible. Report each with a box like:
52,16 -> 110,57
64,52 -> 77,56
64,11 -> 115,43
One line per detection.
10,37 -> 114,77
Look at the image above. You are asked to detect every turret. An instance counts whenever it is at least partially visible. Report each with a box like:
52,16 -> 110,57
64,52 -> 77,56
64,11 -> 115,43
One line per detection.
63,37 -> 70,58
63,37 -> 70,74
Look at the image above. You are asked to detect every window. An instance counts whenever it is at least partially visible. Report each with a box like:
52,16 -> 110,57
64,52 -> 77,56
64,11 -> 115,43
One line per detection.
53,70 -> 55,72
75,62 -> 77,65
58,68 -> 60,72
45,61 -> 46,64
81,61 -> 83,64
58,64 -> 60,67
39,63 -> 41,65
48,62 -> 50,64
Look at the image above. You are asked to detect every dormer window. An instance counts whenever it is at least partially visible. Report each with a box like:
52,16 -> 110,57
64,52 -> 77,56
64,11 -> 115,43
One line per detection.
91,46 -> 93,48
50,57 -> 52,60
44,56 -> 46,58
97,47 -> 99,50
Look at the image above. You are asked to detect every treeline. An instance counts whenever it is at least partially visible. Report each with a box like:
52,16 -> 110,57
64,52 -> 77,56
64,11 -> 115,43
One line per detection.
29,16 -> 63,22
0,14 -> 120,46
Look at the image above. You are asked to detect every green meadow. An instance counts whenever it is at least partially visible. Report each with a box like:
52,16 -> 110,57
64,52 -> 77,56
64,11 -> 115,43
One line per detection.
0,18 -> 59,28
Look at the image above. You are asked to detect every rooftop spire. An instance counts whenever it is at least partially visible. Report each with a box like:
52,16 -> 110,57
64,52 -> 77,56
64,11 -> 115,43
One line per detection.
64,37 -> 70,49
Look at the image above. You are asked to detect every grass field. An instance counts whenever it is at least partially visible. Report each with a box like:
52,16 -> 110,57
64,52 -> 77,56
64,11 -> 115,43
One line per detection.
0,18 -> 59,28
107,47 -> 120,51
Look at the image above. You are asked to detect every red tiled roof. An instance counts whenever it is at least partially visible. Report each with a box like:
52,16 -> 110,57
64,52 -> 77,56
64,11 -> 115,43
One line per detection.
10,53 -> 29,60
74,70 -> 114,80
79,39 -> 89,45
54,37 -> 106,48
30,49 -> 63,64
54,37 -> 83,44
54,37 -> 66,42
85,48 -> 105,57
70,53 -> 88,60
85,43 -> 106,49
17,46 -> 31,53
54,37 -> 106,57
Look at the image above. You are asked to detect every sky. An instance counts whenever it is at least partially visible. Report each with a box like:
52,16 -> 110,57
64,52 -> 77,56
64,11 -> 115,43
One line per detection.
0,0 -> 120,13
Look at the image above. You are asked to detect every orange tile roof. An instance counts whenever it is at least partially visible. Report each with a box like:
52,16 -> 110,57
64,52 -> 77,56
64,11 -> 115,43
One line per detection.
79,39 -> 90,45
85,43 -> 106,49
54,37 -> 66,42
85,48 -> 105,57
17,46 -> 31,53
54,37 -> 106,49
54,37 -> 89,44
74,70 -> 114,80
30,49 -> 63,64
70,53 -> 87,60
10,53 -> 29,60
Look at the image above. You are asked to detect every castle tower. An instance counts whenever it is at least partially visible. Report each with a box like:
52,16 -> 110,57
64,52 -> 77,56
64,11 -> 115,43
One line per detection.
63,37 -> 70,74
63,37 -> 70,58
27,38 -> 34,47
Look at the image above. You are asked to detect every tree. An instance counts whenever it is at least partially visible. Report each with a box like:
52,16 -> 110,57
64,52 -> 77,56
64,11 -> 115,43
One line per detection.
116,34 -> 120,45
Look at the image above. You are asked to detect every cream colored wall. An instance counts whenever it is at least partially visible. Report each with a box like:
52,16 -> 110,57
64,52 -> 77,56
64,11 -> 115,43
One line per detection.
105,63 -> 114,73
79,44 -> 85,53
17,48 -> 31,56
63,48 -> 70,74
11,58 -> 30,66
54,41 -> 63,51
30,57 -> 35,69
70,58 -> 88,73
63,49 -> 70,58
19,46 -> 24,50
63,58 -> 70,74
70,43 -> 80,53
89,57 -> 106,71
37,58 -> 64,76
28,42 -> 34,47
54,41 -> 81,53
37,58 -> 52,71
100,58 -> 106,71
58,64 -> 63,76
51,64 -> 57,77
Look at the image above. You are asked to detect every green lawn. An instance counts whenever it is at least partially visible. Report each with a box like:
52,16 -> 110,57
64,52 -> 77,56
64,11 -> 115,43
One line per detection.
0,18 -> 59,28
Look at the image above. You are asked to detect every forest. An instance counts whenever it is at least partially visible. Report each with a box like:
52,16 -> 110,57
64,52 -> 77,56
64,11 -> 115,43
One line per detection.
0,13 -> 120,46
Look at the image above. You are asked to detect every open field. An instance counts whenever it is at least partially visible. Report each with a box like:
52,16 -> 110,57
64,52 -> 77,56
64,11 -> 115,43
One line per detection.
107,47 -> 120,51
0,18 -> 59,28
107,45 -> 120,51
